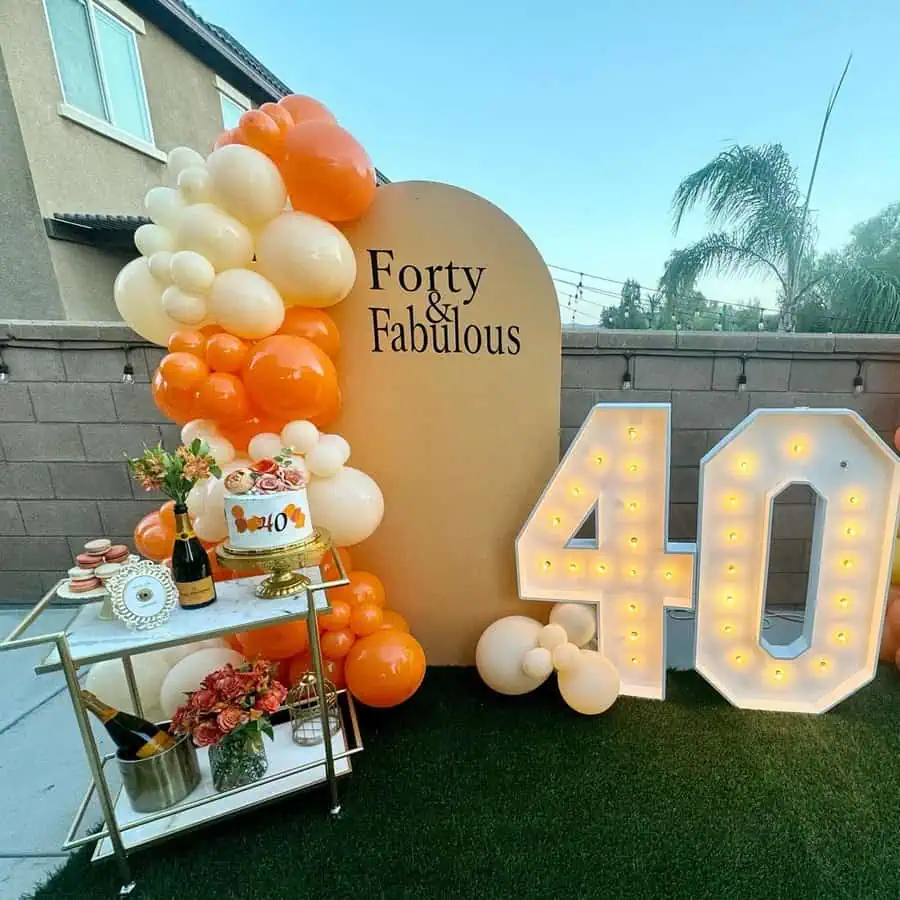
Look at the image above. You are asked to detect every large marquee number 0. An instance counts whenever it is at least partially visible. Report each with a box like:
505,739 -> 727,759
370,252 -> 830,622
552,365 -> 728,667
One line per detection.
516,404 -> 694,700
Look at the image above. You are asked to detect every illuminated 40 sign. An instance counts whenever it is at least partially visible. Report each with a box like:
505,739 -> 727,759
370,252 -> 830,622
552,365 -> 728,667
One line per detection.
516,404 -> 900,714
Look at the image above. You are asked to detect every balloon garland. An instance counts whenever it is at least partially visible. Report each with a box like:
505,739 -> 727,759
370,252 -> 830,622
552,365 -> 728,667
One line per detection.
119,95 -> 425,708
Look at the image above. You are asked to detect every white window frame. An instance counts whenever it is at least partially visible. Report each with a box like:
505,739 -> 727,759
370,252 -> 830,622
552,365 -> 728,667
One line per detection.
215,75 -> 251,128
42,0 -> 164,162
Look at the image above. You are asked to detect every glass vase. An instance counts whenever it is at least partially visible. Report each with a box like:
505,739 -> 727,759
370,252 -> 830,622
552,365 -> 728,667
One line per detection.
208,728 -> 268,793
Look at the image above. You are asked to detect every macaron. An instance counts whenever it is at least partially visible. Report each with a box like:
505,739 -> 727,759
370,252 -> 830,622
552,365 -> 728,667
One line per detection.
68,566 -> 92,579
84,538 -> 112,555
104,545 -> 129,563
75,553 -> 104,570
94,563 -> 121,582
69,576 -> 102,593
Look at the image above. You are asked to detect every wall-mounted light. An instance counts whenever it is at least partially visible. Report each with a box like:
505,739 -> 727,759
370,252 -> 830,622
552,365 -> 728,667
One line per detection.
621,354 -> 633,391
0,349 -> 8,385
853,359 -> 864,395
121,346 -> 136,385
737,356 -> 747,393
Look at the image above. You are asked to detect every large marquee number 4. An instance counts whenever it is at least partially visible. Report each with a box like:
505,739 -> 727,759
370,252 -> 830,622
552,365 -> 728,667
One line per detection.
516,404 -> 695,699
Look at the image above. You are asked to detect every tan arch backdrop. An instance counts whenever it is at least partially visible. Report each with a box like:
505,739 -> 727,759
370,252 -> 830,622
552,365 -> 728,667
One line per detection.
333,181 -> 561,664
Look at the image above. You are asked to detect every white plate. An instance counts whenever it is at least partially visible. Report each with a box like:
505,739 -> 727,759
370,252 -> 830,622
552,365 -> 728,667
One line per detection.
56,555 -> 141,601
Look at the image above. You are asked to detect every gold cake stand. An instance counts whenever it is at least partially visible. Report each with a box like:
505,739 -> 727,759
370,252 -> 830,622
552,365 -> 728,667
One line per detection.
217,526 -> 333,598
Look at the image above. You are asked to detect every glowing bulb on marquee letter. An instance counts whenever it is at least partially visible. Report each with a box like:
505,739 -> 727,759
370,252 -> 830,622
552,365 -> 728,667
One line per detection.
516,404 -> 695,699
694,409 -> 900,714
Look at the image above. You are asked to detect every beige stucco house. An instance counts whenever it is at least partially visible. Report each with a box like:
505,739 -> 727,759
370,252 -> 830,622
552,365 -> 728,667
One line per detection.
0,0 -> 300,322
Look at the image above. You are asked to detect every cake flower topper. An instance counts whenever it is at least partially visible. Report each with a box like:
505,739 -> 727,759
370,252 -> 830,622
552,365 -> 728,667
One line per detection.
224,450 -> 309,496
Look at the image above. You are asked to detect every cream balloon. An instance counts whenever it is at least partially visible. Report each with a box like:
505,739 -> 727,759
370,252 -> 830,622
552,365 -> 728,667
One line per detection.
305,434 -> 349,478
161,285 -> 207,325
148,250 -> 174,284
306,466 -> 384,546
539,623 -> 568,652
144,186 -> 184,231
475,616 -> 549,695
166,146 -> 206,182
551,641 -> 581,672
557,651 -> 620,715
248,432 -> 284,461
177,166 -> 213,204
85,656 -> 168,723
186,479 -> 210,517
549,603 -> 596,648
206,144 -> 286,227
169,250 -> 216,295
222,456 -> 250,475
208,268 -> 285,339
113,257 -> 184,346
193,512 -> 227,544
281,420 -> 320,455
134,223 -> 175,257
255,212 -> 357,308
181,419 -> 220,444
204,434 -> 236,466
177,203 -> 253,272
521,646 -> 554,681
159,648 -> 246,719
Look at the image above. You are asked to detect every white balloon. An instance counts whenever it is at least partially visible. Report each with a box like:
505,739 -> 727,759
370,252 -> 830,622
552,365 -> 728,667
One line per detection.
549,603 -> 596,648
205,475 -> 226,511
475,616 -> 549,695
161,285 -> 207,324
193,512 -> 228,544
166,146 -> 206,182
305,435 -> 348,478
170,250 -> 215,295
248,432 -> 284,462
207,268 -> 285,339
148,250 -> 174,284
114,257 -> 183,347
85,656 -> 169,723
206,144 -> 287,227
281,420 -> 319,455
177,203 -> 253,272
222,456 -> 250,474
557,651 -> 620,715
181,419 -> 220,445
195,638 -> 230,651
204,435 -> 235,465
177,166 -> 213,204
551,641 -> 581,672
539,623 -> 568,651
134,223 -> 175,257
306,467 -> 384,546
159,648 -> 245,719
522,647 -> 553,680
144,186 -> 185,231
186,479 -> 210,517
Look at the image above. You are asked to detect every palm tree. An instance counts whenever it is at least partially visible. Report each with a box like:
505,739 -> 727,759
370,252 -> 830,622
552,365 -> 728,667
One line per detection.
659,57 -> 900,332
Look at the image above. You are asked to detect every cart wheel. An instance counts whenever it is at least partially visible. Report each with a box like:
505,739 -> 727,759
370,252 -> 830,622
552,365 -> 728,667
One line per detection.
119,881 -> 137,896
329,804 -> 342,819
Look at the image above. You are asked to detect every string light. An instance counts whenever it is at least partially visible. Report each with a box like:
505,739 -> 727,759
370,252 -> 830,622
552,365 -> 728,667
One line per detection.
627,603 -> 638,613
664,570 -> 673,581
791,442 -> 804,455
774,668 -> 784,681
629,568 -> 638,577
736,356 -> 747,392
722,624 -> 734,635
627,427 -> 638,441
849,495 -> 859,506
629,536 -> 639,548
841,559 -> 853,570
838,596 -> 850,609
621,354 -> 633,390
727,564 -> 737,575
596,563 -> 608,574
629,631 -> 639,641
818,659 -> 829,672
0,351 -> 8,385
572,486 -> 581,497
630,656 -> 640,665
724,594 -> 734,605
568,562 -> 578,573
542,560 -> 551,571
734,654 -> 744,665
628,463 -> 639,474
853,359 -> 864,395
836,631 -> 848,643
551,516 -> 561,527
728,496 -> 738,508
845,526 -> 856,537
728,531 -> 738,542
739,460 -> 749,472
594,454 -> 604,466
627,502 -> 638,512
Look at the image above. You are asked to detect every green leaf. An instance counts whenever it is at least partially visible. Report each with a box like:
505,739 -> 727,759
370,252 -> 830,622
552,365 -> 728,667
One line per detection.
260,720 -> 275,741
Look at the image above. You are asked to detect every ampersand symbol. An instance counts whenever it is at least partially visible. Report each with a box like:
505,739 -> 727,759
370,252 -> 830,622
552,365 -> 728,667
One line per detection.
425,290 -> 451,324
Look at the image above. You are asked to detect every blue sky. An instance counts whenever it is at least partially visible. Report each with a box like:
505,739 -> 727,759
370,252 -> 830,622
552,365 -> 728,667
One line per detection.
194,0 -> 900,321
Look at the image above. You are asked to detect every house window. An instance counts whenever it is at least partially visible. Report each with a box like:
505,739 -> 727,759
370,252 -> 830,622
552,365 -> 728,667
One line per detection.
216,77 -> 250,129
44,0 -> 153,144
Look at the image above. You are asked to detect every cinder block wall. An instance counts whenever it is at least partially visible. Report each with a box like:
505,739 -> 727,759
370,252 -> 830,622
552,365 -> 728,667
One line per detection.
563,329 -> 900,607
1,322 -> 898,605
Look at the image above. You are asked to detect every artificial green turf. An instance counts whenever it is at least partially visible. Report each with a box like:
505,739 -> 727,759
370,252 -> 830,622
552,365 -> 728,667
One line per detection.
32,667 -> 900,900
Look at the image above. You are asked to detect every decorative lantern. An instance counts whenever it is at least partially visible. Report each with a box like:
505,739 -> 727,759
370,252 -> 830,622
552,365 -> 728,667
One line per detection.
287,672 -> 340,746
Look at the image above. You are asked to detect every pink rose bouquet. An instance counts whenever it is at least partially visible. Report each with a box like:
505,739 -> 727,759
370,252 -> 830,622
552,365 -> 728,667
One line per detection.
170,659 -> 287,749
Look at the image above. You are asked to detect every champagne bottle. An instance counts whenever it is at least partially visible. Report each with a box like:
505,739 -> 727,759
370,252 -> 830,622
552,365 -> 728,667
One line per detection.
81,690 -> 176,759
172,503 -> 217,610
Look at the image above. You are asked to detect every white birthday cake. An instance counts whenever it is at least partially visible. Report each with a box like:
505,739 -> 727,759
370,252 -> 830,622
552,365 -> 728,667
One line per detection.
223,456 -> 313,552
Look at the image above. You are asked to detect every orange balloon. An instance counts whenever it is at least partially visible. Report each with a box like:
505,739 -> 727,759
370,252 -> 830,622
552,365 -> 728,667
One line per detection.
308,385 -> 341,428
260,102 -> 295,134
281,121 -> 376,222
242,335 -> 339,420
886,598 -> 900,640
238,108 -> 285,161
134,511 -> 173,562
199,324 -> 224,338
216,416 -> 284,453
159,500 -> 176,534
288,652 -> 346,689
880,623 -> 899,662
197,372 -> 251,421
159,352 -> 209,390
350,602 -> 383,637
320,628 -> 355,660
213,128 -> 245,150
288,651 -> 312,686
224,633 -> 243,652
330,571 -> 386,608
278,307 -> 341,359
151,370 -> 198,425
277,94 -> 335,125
205,333 -> 249,373
237,620 -> 310,661
167,329 -> 206,357
380,608 -> 409,633
344,630 -> 426,708
320,599 -> 351,632
320,546 -> 353,582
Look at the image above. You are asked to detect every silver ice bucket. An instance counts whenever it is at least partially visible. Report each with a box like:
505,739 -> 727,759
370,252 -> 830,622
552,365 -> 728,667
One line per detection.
116,732 -> 201,813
